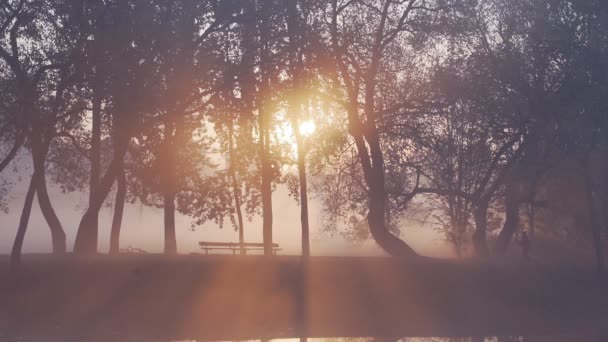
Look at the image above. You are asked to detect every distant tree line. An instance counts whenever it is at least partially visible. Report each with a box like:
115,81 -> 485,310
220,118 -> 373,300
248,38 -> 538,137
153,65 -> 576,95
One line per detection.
0,0 -> 606,272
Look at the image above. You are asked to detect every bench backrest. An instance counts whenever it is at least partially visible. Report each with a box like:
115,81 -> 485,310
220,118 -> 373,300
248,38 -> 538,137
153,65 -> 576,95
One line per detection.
199,241 -> 279,248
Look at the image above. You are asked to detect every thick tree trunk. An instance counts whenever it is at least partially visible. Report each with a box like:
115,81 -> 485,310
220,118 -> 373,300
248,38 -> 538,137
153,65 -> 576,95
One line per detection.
164,190 -> 177,254
357,123 -> 416,257
346,124 -> 416,257
583,164 -> 605,275
472,200 -> 490,257
109,166 -> 126,254
494,183 -> 520,256
10,173 -> 37,271
368,183 -> 417,257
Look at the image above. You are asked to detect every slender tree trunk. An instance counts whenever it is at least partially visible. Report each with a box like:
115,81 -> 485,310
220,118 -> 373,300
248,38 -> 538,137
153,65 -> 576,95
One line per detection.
162,119 -> 178,255
472,199 -> 490,257
286,0 -> 310,258
583,163 -> 605,275
109,166 -> 126,254
260,120 -> 273,249
164,190 -> 177,254
494,183 -> 520,256
236,0 -> 257,253
260,126 -> 273,256
297,140 -> 310,257
228,122 -> 245,255
88,77 -> 102,253
235,183 -> 245,255
35,169 -> 67,254
258,3 -> 274,256
10,173 -> 37,271
288,104 -> 310,258
32,140 -> 66,254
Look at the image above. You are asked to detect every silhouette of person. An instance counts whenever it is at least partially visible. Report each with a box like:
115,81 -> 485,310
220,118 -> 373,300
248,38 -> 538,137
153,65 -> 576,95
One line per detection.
520,230 -> 530,262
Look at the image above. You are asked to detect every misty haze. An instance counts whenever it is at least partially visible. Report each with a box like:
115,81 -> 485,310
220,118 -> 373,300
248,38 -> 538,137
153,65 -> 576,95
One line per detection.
0,0 -> 607,341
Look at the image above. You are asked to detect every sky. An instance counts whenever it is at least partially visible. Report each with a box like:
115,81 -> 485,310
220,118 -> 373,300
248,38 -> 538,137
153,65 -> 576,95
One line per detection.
0,153 -> 454,257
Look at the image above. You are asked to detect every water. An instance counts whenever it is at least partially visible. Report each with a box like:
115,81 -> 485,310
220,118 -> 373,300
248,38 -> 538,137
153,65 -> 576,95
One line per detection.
170,337 -> 606,342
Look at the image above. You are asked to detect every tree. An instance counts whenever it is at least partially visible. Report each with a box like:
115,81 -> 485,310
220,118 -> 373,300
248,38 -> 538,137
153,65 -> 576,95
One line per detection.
286,0 -> 311,257
74,0 -> 161,254
1,0 -> 93,258
324,0 -> 471,256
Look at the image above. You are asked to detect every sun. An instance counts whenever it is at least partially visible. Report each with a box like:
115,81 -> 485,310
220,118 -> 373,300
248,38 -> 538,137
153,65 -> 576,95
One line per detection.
299,120 -> 316,137
274,119 -> 316,158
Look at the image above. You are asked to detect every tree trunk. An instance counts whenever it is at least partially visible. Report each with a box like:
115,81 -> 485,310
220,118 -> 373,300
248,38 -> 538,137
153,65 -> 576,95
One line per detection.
228,122 -> 245,255
164,190 -> 177,254
109,166 -> 126,254
368,181 -> 417,257
472,200 -> 490,257
10,173 -> 37,271
32,141 -> 66,254
330,0 -> 417,257
494,183 -> 520,256
297,141 -> 310,258
260,127 -> 273,256
356,121 -> 416,257
74,145 -> 127,254
345,124 -> 417,257
88,79 -> 102,253
235,181 -> 245,255
35,169 -> 67,254
161,117 -> 179,255
286,0 -> 310,258
258,1 -> 274,256
583,163 -> 605,275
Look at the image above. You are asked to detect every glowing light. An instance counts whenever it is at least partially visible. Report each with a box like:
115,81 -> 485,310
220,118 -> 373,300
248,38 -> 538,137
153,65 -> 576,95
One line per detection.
299,120 -> 316,137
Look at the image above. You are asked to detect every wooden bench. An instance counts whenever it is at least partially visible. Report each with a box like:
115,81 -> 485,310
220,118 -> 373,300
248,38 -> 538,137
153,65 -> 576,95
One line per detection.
198,241 -> 281,255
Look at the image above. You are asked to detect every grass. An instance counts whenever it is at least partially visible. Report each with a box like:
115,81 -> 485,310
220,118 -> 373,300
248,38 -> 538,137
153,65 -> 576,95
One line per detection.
0,254 -> 606,341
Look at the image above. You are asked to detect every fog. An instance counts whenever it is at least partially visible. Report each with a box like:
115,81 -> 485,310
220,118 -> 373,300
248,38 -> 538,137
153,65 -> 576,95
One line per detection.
0,155 -> 452,257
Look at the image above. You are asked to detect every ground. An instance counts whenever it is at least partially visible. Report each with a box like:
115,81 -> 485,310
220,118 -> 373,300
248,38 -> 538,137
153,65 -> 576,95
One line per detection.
0,254 -> 607,341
